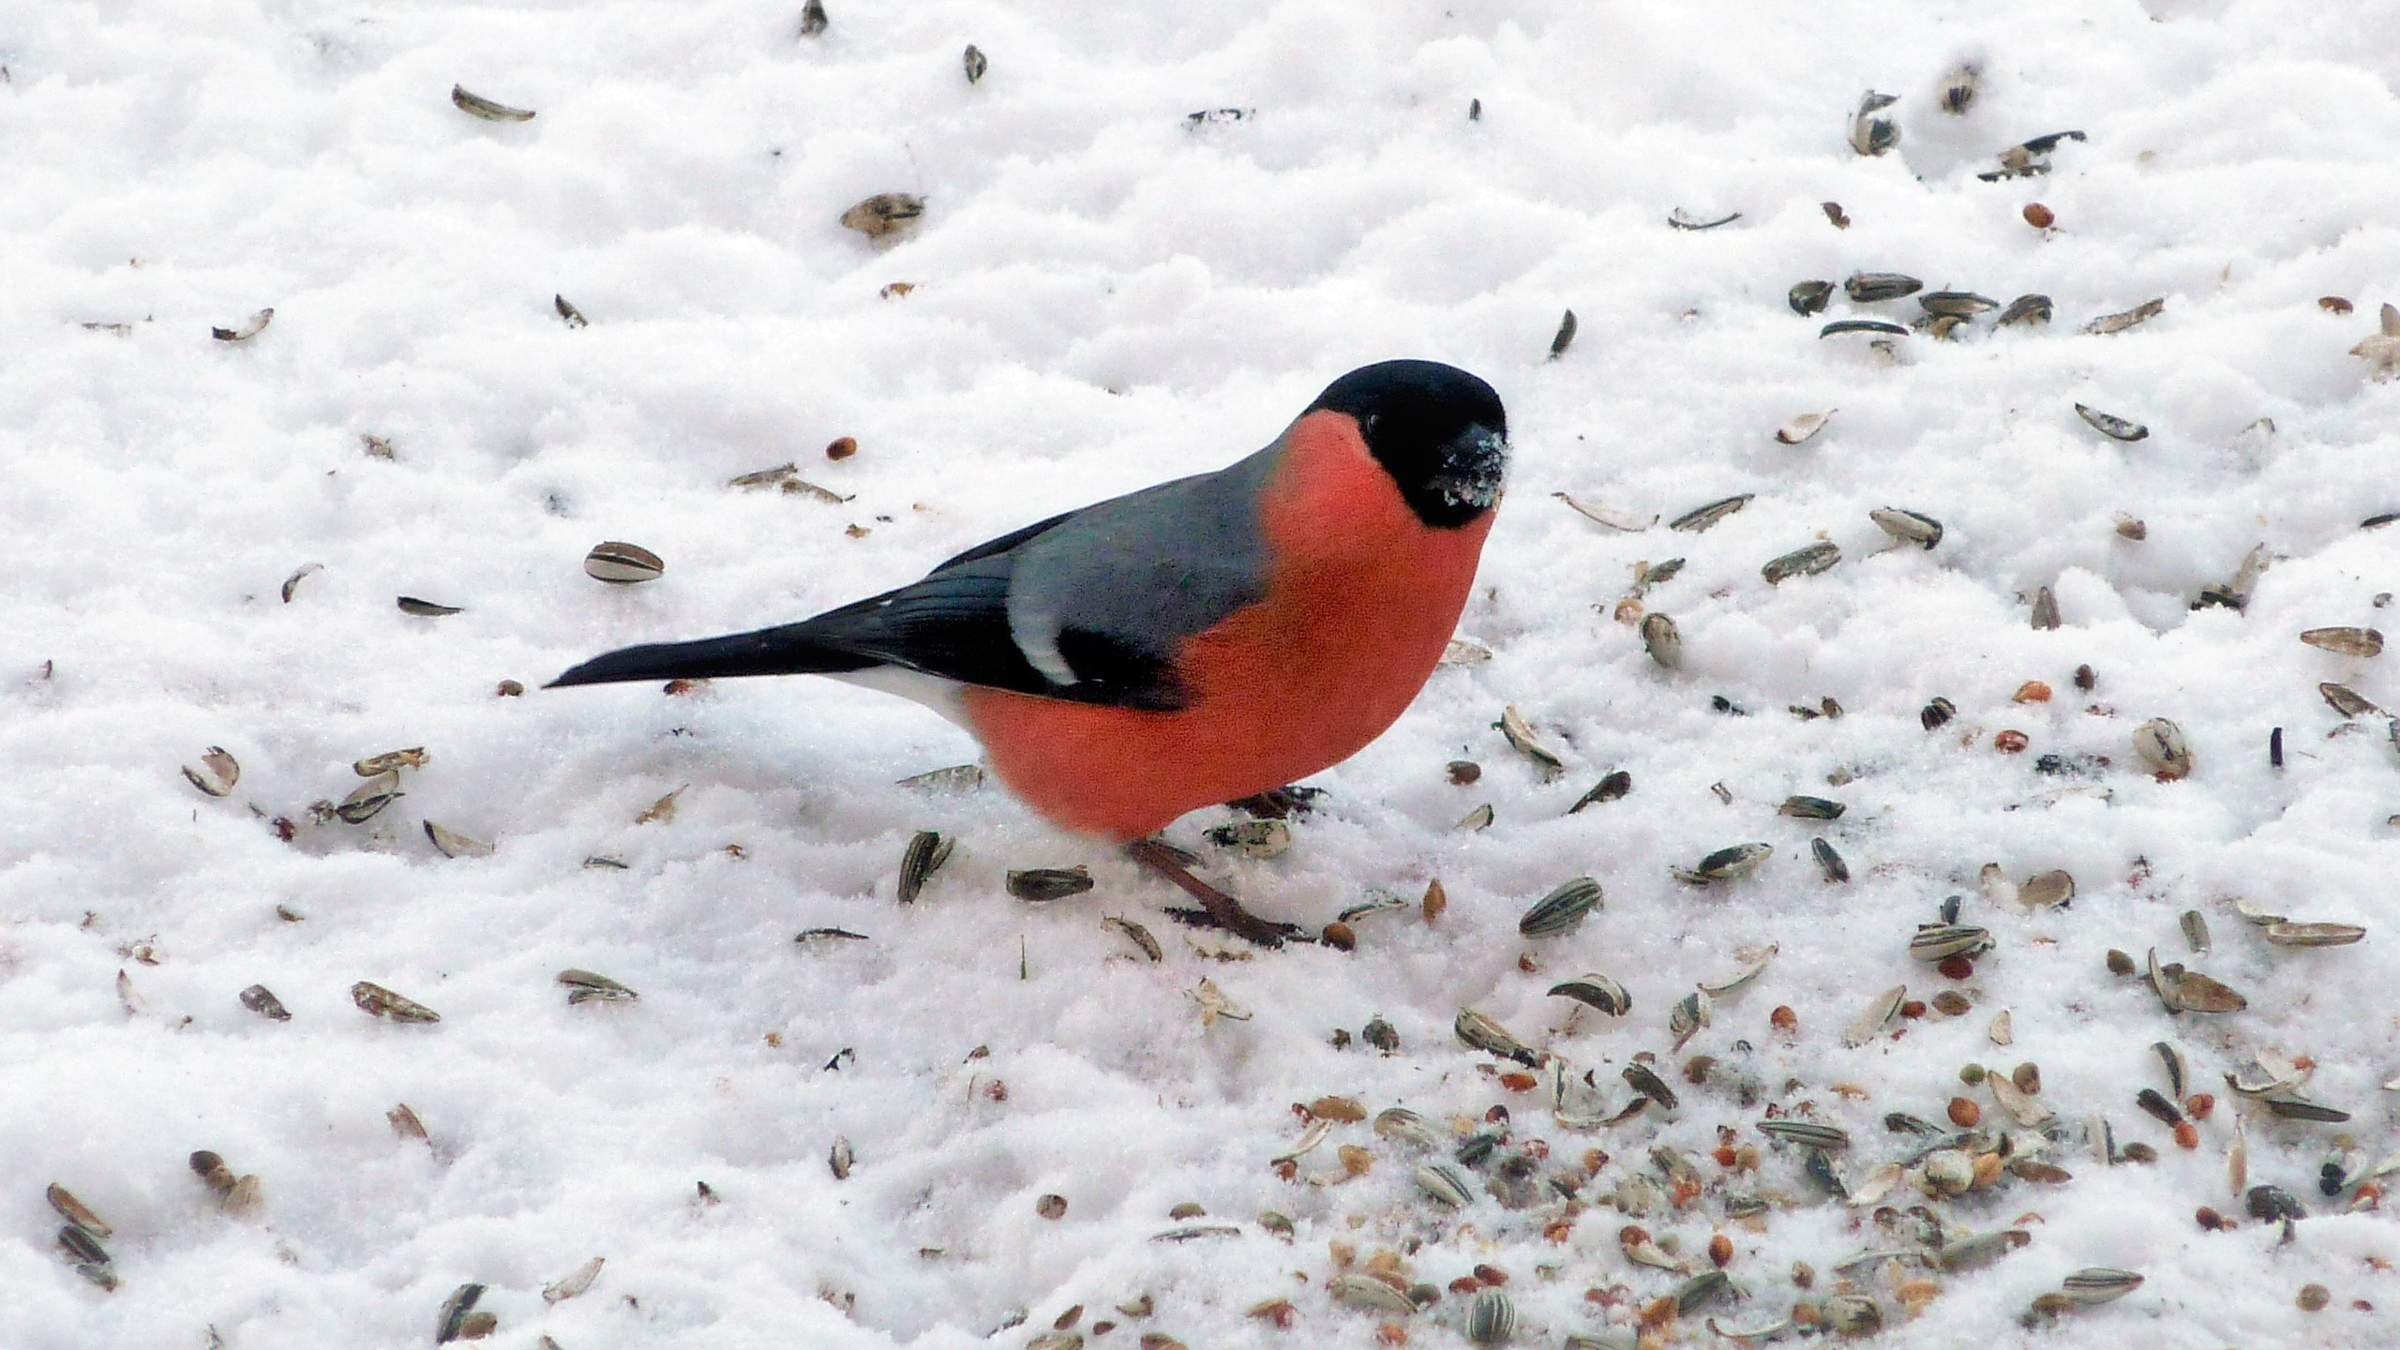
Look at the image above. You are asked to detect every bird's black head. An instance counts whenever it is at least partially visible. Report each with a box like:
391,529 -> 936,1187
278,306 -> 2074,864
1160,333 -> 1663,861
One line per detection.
1306,359 -> 1509,529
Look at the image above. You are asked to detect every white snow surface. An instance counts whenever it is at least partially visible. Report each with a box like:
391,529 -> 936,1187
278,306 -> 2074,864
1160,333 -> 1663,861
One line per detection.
7,1 -> 2400,1347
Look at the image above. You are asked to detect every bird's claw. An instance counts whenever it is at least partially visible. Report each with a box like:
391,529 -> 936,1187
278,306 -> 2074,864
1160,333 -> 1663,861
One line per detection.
1163,905 -> 1310,947
1224,784 -> 1324,820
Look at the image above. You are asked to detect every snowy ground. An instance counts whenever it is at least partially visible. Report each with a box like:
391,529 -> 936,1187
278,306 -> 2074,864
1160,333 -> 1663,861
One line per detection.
7,1 -> 2400,1346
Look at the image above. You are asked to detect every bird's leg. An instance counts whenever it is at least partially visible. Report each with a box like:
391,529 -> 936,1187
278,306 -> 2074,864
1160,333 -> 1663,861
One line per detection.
1125,837 -> 1307,947
1223,784 -> 1324,820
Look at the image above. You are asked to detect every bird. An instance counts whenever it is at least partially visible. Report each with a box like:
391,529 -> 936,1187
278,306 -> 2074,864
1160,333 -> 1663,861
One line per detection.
549,359 -> 1509,944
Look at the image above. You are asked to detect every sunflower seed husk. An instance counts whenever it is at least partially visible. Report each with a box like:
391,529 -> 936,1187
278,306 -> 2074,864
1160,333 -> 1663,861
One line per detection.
1779,795 -> 1845,820
1554,493 -> 1654,532
1466,1288 -> 1516,1344
1909,925 -> 1992,961
558,968 -> 637,1005
1869,507 -> 1943,549
2177,908 -> 2210,954
1756,1119 -> 1848,1151
1669,989 -> 1712,1051
1676,842 -> 1770,884
1675,1270 -> 1731,1315
2263,921 -> 2365,947
2300,626 -> 2383,658
2133,719 -> 2192,779
2084,297 -> 2165,335
388,1102 -> 429,1143
2196,542 -> 2271,611
2030,585 -> 2061,629
1103,915 -> 1161,961
352,747 -> 427,777
1988,1009 -> 2014,1045
1520,877 -> 1603,939
1007,867 -> 1092,902
1921,291 -> 1998,318
280,562 -> 321,603
1204,818 -> 1290,858
544,1256 -> 604,1304
583,541 -> 665,584
1570,771 -> 1633,812
1920,696 -> 1957,731
841,192 -> 925,238
1668,208 -> 1742,231
962,43 -> 987,83
1328,1272 -> 1417,1316
1997,294 -> 2053,326
1844,984 -> 1905,1047
1456,1008 -> 1537,1066
2115,513 -> 2148,540
58,1223 -> 109,1268
1415,1162 -> 1476,1208
436,1282 -> 485,1343
1844,271 -> 1922,303
1700,944 -> 1777,996
2319,683 -> 2384,718
238,984 -> 291,1022
1457,803 -> 1495,832
898,762 -> 983,793
1549,973 -> 1632,1016
2264,1095 -> 2351,1123
2166,966 -> 2248,1014
1789,280 -> 1834,316
211,308 -> 274,342
1622,1062 -> 1678,1110
46,1184 -> 110,1241
351,980 -> 440,1023
396,596 -> 462,616
1848,88 -> 1901,155
1705,1315 -> 1792,1342
1819,318 -> 1909,338
896,830 -> 953,903
1670,494 -> 1752,533
1938,1228 -> 2029,1272
1375,1107 -> 1443,1149
2153,1041 -> 2188,1098
1822,1295 -> 1883,1334
2018,869 -> 2074,909
826,1135 -> 856,1180
1498,705 -> 1565,781
2074,403 -> 2148,441
335,771 -> 404,824
1811,836 -> 1849,882
2061,1268 -> 2144,1304
451,85 -> 533,121
1640,612 -> 1682,668
1775,410 -> 1835,445
182,747 -> 240,798
1762,542 -> 1839,584
423,820 -> 494,859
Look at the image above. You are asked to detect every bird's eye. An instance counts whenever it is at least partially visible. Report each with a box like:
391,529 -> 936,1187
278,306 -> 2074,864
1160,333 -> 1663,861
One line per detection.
1361,414 -> 1380,437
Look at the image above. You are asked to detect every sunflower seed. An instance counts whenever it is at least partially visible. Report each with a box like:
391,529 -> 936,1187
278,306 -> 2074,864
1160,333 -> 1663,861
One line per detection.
1466,1288 -> 1516,1343
2017,869 -> 2074,909
435,1282 -> 486,1343
1939,1228 -> 2029,1272
238,984 -> 290,1022
1756,1119 -> 1848,1150
1819,318 -> 1909,338
1205,819 -> 1290,858
351,980 -> 439,1023
1375,1107 -> 1443,1149
1669,989 -> 1712,1051
1549,973 -> 1632,1015
2075,403 -> 2148,441
2133,719 -> 2192,779
1499,705 -> 1565,781
583,541 -> 665,584
1415,1161 -> 1476,1208
1456,1008 -> 1537,1065
2319,683 -> 2383,718
1569,770 -> 1633,812
1845,271 -> 1921,303
841,193 -> 925,238
349,747 -> 427,777
1457,803 -> 1495,832
1909,925 -> 1992,961
1676,842 -> 1770,884
1868,507 -> 1942,549
2180,909 -> 2210,954
280,562 -> 321,603
1920,696 -> 1957,731
2153,1041 -> 2188,1098
2115,513 -> 2148,540
1640,612 -> 1682,668
423,820 -> 494,859
1775,410 -> 1835,445
2084,297 -> 2164,335
2061,1268 -> 2144,1304
47,1185 -> 111,1239
58,1223 -> 109,1267
182,747 -> 240,797
1921,291 -> 1997,318
1762,542 -> 1839,584
396,596 -> 462,616
1007,867 -> 1092,902
1789,280 -> 1835,316
1519,877 -> 1603,939
332,771 -> 403,824
2263,921 -> 2365,947
1998,294 -> 2053,326
2264,1095 -> 2351,1123
797,0 -> 828,35
1844,984 -> 1905,1047
1822,1295 -> 1882,1335
452,85 -> 533,121
895,830 -> 953,903
1103,915 -> 1160,962
558,969 -> 637,1005
1622,1061 -> 1678,1110
211,308 -> 274,342
1848,91 -> 1901,156
1328,1273 -> 1417,1316
1668,208 -> 1742,231
542,1256 -> 604,1305
1779,795 -> 1845,820
2196,542 -> 2271,611
1811,836 -> 1849,882
2300,627 -> 2383,658
962,44 -> 987,83
827,1135 -> 855,1181
1670,494 -> 1753,533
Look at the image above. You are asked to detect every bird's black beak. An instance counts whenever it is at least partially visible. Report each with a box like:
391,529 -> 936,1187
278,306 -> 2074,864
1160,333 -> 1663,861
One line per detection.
1430,422 -> 1509,511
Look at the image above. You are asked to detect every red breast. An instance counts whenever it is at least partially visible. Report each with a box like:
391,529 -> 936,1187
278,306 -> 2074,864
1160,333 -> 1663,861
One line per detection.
961,410 -> 1495,841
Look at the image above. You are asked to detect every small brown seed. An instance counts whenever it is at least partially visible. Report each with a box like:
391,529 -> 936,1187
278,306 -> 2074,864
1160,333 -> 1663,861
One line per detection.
1036,1194 -> 1068,1220
2023,202 -> 2055,229
2012,1063 -> 2041,1095
2299,1284 -> 2330,1311
825,436 -> 858,461
1947,1096 -> 1981,1127
2321,297 -> 2354,315
2106,948 -> 2136,976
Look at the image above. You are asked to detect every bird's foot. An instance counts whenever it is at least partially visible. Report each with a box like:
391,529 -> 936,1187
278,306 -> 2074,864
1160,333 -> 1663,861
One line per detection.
1125,837 -> 1306,948
1224,784 -> 1324,820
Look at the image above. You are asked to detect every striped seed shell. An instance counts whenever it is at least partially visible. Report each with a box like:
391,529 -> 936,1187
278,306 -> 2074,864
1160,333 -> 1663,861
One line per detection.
1548,973 -> 1632,1016
58,1224 -> 109,1267
435,1282 -> 485,1343
351,980 -> 440,1023
2181,909 -> 2210,954
1920,291 -> 1997,317
2074,403 -> 2148,441
1699,944 -> 1777,995
544,1256 -> 604,1304
1869,507 -> 1944,548
583,541 -> 665,584
47,1185 -> 111,1239
962,44 -> 986,83
1780,795 -> 1845,820
451,85 -> 534,121
1762,542 -> 1839,584
397,596 -> 463,616
1414,1161 -> 1476,1208
423,820 -> 494,859
1909,925 -> 1992,961
1775,410 -> 1836,445
1998,294 -> 2053,326
2263,921 -> 2365,947
1670,494 -> 1753,533
1519,877 -> 1603,938
558,968 -> 637,1004
1007,867 -> 1093,902
1822,1295 -> 1882,1335
1622,1061 -> 1678,1110
840,193 -> 926,238
1676,842 -> 1770,884
2264,1095 -> 2350,1123
182,747 -> 240,797
2167,966 -> 2248,1014
898,830 -> 952,903
1467,1289 -> 1516,1344
1375,1107 -> 1443,1149
1569,770 -> 1633,812
211,307 -> 275,342
2134,718 -> 2193,778
1812,836 -> 1850,882
1789,280 -> 1835,315
2031,585 -> 2061,629
239,984 -> 291,1021
1640,612 -> 1682,668
1937,1228 -> 2029,1271
353,747 -> 427,776
2301,626 -> 2383,657
2319,682 -> 2383,717
2153,1041 -> 2188,1098
1843,984 -> 1905,1047
1455,1008 -> 1537,1065
1499,705 -> 1565,780
1669,989 -> 1712,1051
1845,271 -> 1922,302
2084,297 -> 2165,335
1756,1119 -> 1848,1151
1104,915 -> 1161,961
1330,1273 -> 1417,1316
2061,1268 -> 2144,1304
2019,869 -> 2074,908
1204,819 -> 1290,858
336,771 -> 404,824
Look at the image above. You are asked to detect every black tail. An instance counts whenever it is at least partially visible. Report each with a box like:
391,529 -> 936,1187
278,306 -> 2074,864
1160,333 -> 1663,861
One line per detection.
546,623 -> 873,688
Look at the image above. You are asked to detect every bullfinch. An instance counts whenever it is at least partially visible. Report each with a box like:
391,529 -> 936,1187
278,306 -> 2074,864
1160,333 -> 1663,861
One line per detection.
550,359 -> 1509,944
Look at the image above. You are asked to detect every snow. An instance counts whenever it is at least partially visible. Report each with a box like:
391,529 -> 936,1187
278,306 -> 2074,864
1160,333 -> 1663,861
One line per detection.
5,1 -> 2399,1346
